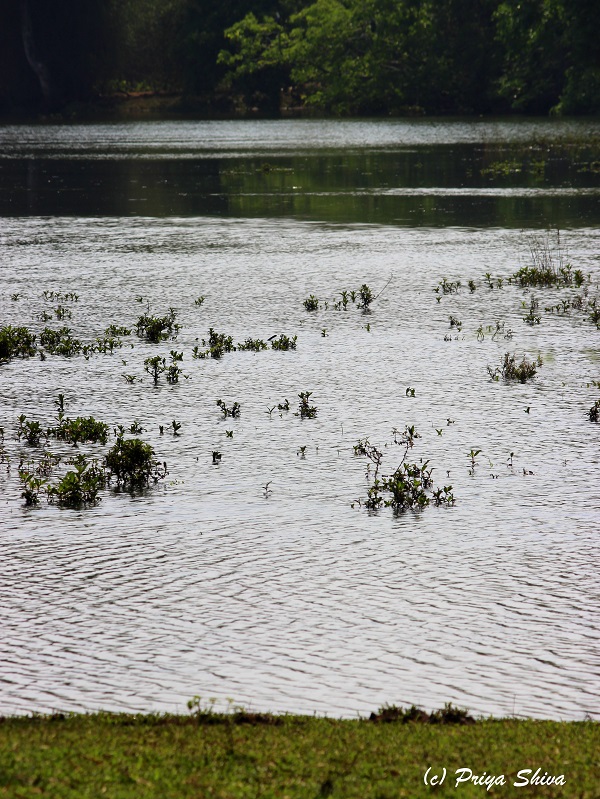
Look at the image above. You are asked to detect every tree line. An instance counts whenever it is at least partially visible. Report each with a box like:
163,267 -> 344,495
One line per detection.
1,0 -> 598,117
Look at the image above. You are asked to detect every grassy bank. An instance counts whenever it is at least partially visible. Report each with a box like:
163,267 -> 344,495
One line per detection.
0,711 -> 598,798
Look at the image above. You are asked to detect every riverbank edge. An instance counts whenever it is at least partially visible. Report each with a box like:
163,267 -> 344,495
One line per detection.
1,712 -> 598,797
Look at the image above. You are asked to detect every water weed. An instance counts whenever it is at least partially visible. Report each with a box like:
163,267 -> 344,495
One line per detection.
297,392 -> 317,418
271,334 -> 297,350
216,399 -> 241,418
589,400 -> 600,422
303,295 -> 319,311
0,326 -> 37,362
144,355 -> 166,385
105,438 -> 167,488
40,327 -> 81,357
524,296 -> 541,325
512,231 -> 584,288
488,353 -> 543,383
237,337 -> 267,351
47,455 -> 105,508
136,308 -> 179,343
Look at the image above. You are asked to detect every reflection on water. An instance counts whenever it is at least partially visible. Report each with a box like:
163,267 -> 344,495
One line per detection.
1,119 -> 599,226
0,120 -> 599,720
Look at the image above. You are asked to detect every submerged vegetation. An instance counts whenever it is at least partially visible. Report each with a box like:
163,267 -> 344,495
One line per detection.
1,233 -> 598,518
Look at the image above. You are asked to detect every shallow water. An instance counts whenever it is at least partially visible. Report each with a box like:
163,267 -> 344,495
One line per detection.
0,119 -> 599,720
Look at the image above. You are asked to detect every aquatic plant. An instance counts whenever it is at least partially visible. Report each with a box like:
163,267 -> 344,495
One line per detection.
297,392 -> 317,418
40,327 -> 81,357
194,296 -> 206,307
524,296 -> 541,325
54,305 -> 72,320
468,280 -> 477,292
589,400 -> 600,423
303,295 -> 319,311
512,233 -> 584,288
144,355 -> 166,385
354,426 -> 454,512
278,399 -> 290,411
171,420 -> 182,435
105,324 -> 131,337
19,470 -> 48,506
135,308 -> 179,343
357,284 -> 373,311
449,315 -> 462,330
271,334 -> 297,350
237,337 -> 267,351
166,351 -> 184,383
435,278 -> 461,295
216,399 -> 241,418
0,326 -> 37,362
47,455 -> 105,508
467,449 -> 481,474
195,329 -> 236,359
17,415 -> 45,447
105,438 -> 167,488
48,415 -> 109,445
488,353 -> 542,383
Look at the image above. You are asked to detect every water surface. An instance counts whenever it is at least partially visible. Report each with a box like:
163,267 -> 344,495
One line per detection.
0,119 -> 599,720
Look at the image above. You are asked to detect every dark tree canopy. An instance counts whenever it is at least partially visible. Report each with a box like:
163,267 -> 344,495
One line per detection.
0,0 -> 597,116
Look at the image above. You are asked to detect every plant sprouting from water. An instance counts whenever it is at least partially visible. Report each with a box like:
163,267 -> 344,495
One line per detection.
297,392 -> 317,418
136,308 -> 179,343
105,438 -> 167,488
488,353 -> 542,383
271,334 -> 297,350
354,426 -> 454,512
303,295 -> 319,311
216,399 -> 241,418
144,355 -> 166,385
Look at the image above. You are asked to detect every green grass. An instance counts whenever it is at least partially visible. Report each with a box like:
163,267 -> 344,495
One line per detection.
0,713 -> 598,798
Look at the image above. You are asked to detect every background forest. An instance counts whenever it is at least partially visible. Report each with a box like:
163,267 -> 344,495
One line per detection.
1,0 -> 599,117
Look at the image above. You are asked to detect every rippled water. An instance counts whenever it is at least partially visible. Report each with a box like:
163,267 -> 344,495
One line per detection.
0,120 -> 599,720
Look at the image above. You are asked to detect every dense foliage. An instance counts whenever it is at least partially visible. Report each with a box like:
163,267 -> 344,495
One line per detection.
0,0 -> 598,116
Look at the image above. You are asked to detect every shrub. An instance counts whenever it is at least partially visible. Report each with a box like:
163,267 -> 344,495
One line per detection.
0,326 -> 37,362
135,309 -> 179,342
49,416 -> 109,445
40,327 -> 81,356
271,334 -> 297,350
47,455 -> 105,508
105,438 -> 167,488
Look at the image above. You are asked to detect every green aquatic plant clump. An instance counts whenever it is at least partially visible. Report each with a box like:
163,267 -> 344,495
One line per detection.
48,416 -> 110,445
354,426 -> 454,512
135,308 -> 179,343
589,399 -> 600,422
105,438 -> 167,488
47,454 -> 106,508
194,328 -> 236,359
303,294 -> 319,311
40,326 -> 82,356
271,333 -> 297,350
488,352 -> 543,383
0,325 -> 37,362
297,391 -> 317,418
512,232 -> 585,288
237,337 -> 267,351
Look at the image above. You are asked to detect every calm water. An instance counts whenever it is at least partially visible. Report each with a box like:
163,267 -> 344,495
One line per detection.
0,119 -> 599,720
